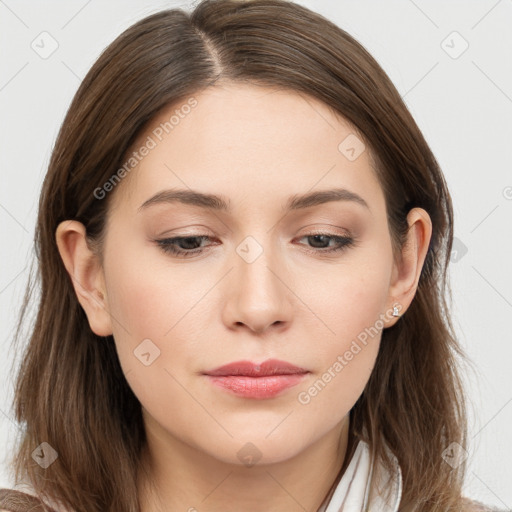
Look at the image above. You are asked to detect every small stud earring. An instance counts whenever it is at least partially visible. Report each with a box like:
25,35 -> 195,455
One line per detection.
392,305 -> 400,317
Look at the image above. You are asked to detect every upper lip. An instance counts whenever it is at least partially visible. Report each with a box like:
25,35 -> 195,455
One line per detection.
204,359 -> 309,377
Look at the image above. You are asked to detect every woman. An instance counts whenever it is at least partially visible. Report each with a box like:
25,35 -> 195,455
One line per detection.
0,0 -> 503,510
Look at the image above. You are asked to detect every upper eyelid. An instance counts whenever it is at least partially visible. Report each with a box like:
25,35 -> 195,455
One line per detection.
155,221 -> 353,236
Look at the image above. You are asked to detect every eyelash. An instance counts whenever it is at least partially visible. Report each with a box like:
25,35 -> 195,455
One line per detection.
155,232 -> 355,258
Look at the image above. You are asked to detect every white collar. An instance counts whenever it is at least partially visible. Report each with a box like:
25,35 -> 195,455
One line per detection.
321,439 -> 402,512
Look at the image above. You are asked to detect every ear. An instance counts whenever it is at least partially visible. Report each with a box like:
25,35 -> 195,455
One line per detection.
385,207 -> 432,327
55,220 -> 113,336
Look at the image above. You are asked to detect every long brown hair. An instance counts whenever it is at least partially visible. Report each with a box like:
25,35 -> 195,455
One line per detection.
6,1 -> 471,510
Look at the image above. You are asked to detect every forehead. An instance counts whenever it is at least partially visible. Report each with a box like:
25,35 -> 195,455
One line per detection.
110,82 -> 384,216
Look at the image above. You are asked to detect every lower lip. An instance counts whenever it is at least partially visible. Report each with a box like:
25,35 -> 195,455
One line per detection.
206,374 -> 307,399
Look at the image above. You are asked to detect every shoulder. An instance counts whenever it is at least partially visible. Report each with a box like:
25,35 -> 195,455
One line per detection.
461,496 -> 509,512
0,488 -> 58,512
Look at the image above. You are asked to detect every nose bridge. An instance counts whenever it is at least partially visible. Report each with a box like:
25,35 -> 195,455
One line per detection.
234,233 -> 281,297
225,232 -> 291,332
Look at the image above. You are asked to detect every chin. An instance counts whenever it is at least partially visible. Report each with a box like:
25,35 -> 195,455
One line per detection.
202,432 -> 311,468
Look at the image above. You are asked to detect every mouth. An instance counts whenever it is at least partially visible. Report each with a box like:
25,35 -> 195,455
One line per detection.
203,359 -> 310,399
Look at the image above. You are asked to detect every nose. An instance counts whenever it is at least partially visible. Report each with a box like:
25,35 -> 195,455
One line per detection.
221,236 -> 293,335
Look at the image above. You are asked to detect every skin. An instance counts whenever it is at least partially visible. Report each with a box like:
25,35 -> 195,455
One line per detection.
56,82 -> 432,512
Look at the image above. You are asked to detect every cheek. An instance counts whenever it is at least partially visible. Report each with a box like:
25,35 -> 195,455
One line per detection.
297,242 -> 393,348
293,243 -> 393,411
293,304 -> 384,427
102,244 -> 207,419
101,236 -> 194,370
103,233 -> 208,342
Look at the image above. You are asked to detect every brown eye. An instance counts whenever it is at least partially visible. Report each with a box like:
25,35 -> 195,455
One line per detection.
296,233 -> 355,253
156,235 -> 214,257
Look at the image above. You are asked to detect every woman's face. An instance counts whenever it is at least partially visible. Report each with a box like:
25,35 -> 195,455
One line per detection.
90,83 -> 410,465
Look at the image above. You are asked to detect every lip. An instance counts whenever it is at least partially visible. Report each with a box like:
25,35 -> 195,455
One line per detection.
205,359 -> 308,377
203,359 -> 309,399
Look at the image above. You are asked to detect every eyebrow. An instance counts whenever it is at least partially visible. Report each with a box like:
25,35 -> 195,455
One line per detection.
137,187 -> 370,213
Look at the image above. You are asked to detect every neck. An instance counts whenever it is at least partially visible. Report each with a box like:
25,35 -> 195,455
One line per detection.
138,414 -> 352,512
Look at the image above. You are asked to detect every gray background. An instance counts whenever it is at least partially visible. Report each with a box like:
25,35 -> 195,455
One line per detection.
1,0 -> 511,508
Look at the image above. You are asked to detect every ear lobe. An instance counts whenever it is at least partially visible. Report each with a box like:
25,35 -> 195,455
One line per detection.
55,220 -> 113,336
386,207 -> 432,327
